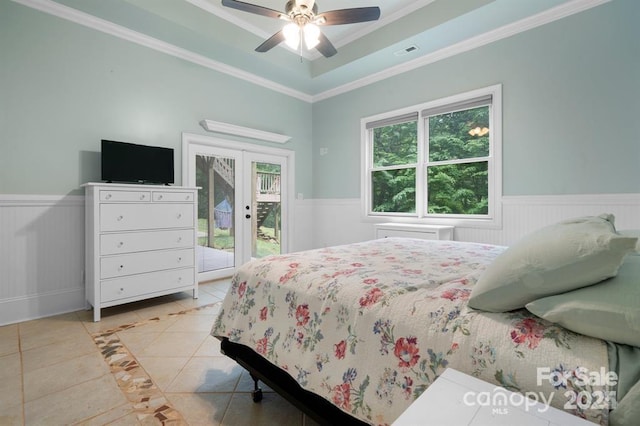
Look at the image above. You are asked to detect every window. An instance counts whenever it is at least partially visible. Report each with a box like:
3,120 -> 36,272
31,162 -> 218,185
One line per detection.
362,85 -> 502,227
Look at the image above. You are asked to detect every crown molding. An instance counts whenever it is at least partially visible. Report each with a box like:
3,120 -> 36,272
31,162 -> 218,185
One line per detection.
10,0 -> 313,103
185,0 -> 273,41
12,0 -> 611,104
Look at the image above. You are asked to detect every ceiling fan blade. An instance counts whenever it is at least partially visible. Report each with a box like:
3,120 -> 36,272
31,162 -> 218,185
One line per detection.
316,32 -> 337,58
318,7 -> 381,25
255,30 -> 285,53
221,0 -> 283,19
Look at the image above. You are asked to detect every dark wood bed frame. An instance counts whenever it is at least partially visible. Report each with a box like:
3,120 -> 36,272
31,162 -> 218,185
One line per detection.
219,337 -> 369,426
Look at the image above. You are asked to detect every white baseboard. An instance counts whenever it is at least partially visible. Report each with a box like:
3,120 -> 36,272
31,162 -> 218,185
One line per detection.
0,288 -> 86,326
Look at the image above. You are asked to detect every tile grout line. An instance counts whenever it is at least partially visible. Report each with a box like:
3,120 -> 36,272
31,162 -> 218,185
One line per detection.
9,283 -> 230,424
17,323 -> 26,426
90,302 -> 221,424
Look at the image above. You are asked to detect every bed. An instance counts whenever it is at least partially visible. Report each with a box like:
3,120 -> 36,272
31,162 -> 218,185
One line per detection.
211,215 -> 640,425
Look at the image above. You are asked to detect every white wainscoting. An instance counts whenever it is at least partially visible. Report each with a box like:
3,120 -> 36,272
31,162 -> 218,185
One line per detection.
2,193 -> 639,325
311,194 -> 640,247
467,194 -> 640,245
293,198 -> 317,252
0,195 -> 86,326
0,194 -> 317,325
311,199 -> 376,248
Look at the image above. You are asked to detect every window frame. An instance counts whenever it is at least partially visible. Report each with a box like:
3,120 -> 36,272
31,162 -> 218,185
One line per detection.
361,84 -> 502,228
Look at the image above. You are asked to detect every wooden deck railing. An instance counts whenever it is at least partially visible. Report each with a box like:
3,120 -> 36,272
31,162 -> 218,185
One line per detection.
257,172 -> 280,200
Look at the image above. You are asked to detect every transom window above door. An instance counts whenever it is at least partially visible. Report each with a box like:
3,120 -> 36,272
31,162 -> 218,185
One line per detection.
361,85 -> 502,228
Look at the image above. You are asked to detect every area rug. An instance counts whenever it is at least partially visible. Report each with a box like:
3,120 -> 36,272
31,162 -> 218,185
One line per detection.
91,303 -> 220,424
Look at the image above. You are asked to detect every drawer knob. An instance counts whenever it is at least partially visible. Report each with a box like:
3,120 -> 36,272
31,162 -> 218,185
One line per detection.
140,194 -> 146,200
177,213 -> 182,219
185,195 -> 190,200
177,257 -> 182,262
105,194 -> 112,200
177,237 -> 182,242
119,287 -> 124,293
158,195 -> 164,200
118,265 -> 124,270
117,215 -> 124,221
117,242 -> 124,248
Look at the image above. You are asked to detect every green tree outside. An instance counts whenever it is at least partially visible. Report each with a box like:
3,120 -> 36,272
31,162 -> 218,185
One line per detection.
371,106 -> 489,215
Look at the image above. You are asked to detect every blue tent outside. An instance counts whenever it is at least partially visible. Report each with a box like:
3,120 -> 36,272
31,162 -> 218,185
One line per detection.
214,199 -> 232,229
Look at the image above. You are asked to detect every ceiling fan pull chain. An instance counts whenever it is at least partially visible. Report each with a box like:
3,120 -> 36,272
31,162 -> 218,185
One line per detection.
299,27 -> 304,62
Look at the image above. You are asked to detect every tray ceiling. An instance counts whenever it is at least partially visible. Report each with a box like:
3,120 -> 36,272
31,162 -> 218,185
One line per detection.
20,0 -> 609,100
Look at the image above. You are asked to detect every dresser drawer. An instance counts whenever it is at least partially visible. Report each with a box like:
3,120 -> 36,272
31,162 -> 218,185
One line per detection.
153,191 -> 195,202
100,203 -> 194,231
100,229 -> 194,255
100,190 -> 151,202
100,248 -> 194,279
101,268 -> 194,303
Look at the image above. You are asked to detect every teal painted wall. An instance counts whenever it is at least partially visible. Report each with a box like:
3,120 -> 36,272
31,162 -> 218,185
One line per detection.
0,2 -> 313,196
2,1 -> 639,200
312,0 -> 640,198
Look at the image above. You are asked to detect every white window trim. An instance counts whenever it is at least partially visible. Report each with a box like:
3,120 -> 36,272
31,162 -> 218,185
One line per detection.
360,84 -> 502,229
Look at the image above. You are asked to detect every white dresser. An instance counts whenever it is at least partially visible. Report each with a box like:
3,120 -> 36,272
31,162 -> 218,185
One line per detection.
84,183 -> 199,321
375,222 -> 454,240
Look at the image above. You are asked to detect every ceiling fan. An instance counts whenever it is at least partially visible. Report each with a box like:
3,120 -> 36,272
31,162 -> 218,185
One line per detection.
221,0 -> 381,58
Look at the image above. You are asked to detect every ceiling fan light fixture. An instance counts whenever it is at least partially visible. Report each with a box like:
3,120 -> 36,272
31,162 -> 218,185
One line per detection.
283,22 -> 300,49
303,23 -> 320,49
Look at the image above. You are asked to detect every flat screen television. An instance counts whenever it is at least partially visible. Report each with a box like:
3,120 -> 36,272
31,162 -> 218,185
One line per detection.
101,140 -> 174,185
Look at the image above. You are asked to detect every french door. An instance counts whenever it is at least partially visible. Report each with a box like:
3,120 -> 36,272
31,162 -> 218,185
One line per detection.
184,135 -> 291,282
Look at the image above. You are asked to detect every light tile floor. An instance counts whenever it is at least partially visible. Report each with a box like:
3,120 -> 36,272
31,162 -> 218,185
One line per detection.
0,279 -> 319,425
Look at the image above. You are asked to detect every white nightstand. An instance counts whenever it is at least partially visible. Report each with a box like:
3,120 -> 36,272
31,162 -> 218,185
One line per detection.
375,223 -> 454,241
392,369 -> 592,426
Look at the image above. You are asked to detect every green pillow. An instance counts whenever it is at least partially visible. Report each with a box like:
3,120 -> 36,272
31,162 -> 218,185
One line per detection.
525,254 -> 640,347
618,230 -> 640,254
610,375 -> 640,426
469,214 -> 637,312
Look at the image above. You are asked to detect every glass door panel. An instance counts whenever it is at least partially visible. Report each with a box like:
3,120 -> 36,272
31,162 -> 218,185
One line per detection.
195,153 -> 237,277
250,161 -> 282,259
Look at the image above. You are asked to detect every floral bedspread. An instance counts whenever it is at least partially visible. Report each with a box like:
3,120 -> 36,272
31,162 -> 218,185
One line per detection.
212,238 -> 612,425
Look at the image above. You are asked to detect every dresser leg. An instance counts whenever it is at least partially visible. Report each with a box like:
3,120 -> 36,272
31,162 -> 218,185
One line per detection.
93,308 -> 101,322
